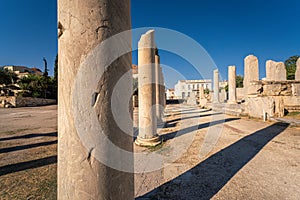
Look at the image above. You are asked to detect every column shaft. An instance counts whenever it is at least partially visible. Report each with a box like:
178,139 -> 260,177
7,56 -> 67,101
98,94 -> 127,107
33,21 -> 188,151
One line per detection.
58,0 -> 133,199
228,66 -> 237,103
136,30 -> 161,146
155,55 -> 163,124
213,69 -> 219,103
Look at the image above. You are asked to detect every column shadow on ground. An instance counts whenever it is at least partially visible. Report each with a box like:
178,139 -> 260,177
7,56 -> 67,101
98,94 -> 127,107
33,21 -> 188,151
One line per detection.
162,118 -> 240,141
0,132 -> 57,142
137,122 -> 289,200
165,112 -> 223,124
0,140 -> 57,154
0,155 -> 57,176
170,109 -> 211,117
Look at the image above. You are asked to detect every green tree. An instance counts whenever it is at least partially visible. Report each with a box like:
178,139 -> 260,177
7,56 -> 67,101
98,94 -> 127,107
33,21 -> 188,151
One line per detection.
225,75 -> 243,92
285,55 -> 299,80
18,74 -> 56,99
54,55 -> 58,82
43,57 -> 49,77
236,75 -> 244,88
0,68 -> 18,85
204,88 -> 210,94
51,55 -> 58,100
225,84 -> 228,92
19,74 -> 43,97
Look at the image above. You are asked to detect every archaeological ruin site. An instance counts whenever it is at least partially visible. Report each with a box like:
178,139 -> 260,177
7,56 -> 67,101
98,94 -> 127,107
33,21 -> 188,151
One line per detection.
0,0 -> 299,199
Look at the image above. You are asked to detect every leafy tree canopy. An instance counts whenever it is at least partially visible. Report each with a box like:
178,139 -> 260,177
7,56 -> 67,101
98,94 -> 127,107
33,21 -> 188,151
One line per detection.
0,68 -> 18,85
285,55 -> 299,80
236,75 -> 244,88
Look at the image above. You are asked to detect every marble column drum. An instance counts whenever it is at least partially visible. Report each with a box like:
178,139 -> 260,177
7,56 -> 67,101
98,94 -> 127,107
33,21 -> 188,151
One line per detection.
58,0 -> 133,199
243,55 -> 259,95
228,66 -> 237,104
135,30 -> 161,147
296,58 -> 300,80
155,54 -> 163,125
213,69 -> 220,103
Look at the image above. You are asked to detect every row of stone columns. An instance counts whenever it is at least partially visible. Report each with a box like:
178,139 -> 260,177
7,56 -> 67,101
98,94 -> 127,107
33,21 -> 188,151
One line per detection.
214,55 -> 300,104
135,30 -> 162,147
213,66 -> 237,104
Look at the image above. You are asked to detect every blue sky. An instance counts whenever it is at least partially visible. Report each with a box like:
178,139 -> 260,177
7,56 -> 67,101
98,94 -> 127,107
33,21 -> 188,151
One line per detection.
0,0 -> 57,74
0,0 -> 299,88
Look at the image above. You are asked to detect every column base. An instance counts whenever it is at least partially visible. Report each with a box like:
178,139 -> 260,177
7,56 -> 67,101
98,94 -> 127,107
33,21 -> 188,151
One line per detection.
135,136 -> 161,147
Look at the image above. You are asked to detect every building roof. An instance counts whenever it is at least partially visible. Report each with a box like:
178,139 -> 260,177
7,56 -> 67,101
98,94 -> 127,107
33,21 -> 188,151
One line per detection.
132,64 -> 138,74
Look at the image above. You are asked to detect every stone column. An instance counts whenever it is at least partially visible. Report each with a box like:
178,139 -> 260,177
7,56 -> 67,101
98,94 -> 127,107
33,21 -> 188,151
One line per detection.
266,60 -> 275,81
199,86 -> 204,99
266,60 -> 286,81
243,55 -> 259,95
274,62 -> 286,81
161,72 -> 166,108
155,54 -> 163,124
213,69 -> 219,103
296,58 -> 300,80
228,66 -> 237,104
58,1 -> 133,199
135,30 -> 161,147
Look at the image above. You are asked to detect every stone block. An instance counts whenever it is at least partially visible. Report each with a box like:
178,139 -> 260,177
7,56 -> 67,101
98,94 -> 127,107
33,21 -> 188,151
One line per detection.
247,96 -> 285,118
292,84 -> 300,96
262,83 -> 292,96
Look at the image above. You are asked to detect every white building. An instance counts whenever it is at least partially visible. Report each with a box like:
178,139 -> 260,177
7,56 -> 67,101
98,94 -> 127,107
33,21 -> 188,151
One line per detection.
166,89 -> 175,100
3,65 -> 42,78
174,80 -> 212,99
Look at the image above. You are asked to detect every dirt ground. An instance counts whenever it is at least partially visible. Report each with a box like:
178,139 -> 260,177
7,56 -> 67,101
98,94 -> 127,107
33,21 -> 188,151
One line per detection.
0,104 -> 299,199
0,105 -> 57,199
135,105 -> 300,199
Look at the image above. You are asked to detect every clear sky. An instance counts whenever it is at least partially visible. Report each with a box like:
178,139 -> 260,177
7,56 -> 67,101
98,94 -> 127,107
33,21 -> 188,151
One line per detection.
0,0 -> 299,88
0,0 -> 57,75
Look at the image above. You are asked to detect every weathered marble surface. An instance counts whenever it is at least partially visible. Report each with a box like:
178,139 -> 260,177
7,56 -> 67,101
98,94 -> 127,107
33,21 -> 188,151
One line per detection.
213,69 -> 219,103
243,55 -> 259,95
58,0 -> 133,199
228,66 -> 237,104
135,30 -> 161,147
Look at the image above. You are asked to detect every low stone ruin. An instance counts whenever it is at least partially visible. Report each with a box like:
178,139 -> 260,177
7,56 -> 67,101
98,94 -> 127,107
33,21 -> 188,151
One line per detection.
211,55 -> 300,120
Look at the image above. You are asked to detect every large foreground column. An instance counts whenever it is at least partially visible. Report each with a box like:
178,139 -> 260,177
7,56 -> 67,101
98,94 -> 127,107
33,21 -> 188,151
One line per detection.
135,30 -> 161,147
213,69 -> 219,103
243,55 -> 259,95
58,1 -> 133,199
228,66 -> 237,104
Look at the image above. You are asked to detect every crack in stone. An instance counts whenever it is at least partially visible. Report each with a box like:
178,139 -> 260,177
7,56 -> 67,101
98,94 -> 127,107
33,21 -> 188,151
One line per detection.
58,22 -> 64,38
87,147 -> 95,164
92,92 -> 99,107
